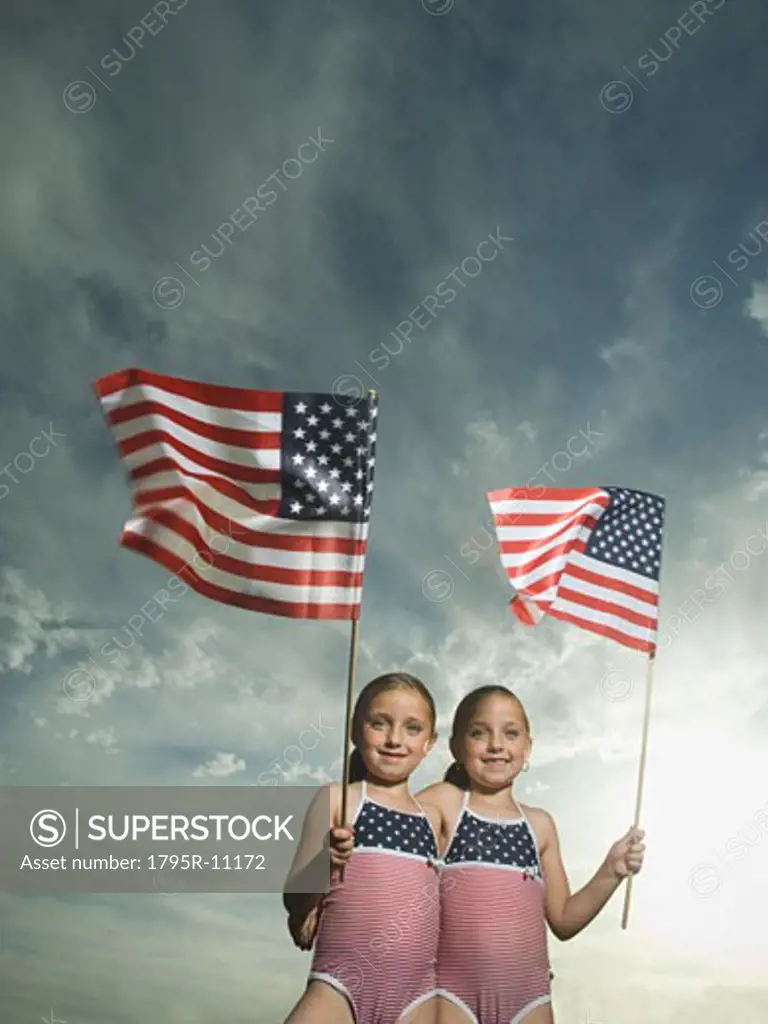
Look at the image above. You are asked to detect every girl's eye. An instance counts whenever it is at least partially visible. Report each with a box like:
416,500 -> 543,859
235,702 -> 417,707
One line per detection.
407,724 -> 422,734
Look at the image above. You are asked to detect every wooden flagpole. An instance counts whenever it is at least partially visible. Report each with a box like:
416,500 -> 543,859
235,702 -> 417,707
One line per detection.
340,616 -> 360,831
621,649 -> 656,929
338,389 -> 375,875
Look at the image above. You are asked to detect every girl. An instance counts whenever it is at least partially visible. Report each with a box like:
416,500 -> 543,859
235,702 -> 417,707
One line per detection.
282,672 -> 442,1024
418,684 -> 646,1024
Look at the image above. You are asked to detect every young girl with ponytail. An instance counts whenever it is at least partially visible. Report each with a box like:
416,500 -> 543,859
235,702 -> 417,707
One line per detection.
418,685 -> 646,1024
282,672 -> 442,1024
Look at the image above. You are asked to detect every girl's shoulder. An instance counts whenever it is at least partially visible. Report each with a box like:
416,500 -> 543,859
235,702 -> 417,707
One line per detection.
416,779 -> 465,812
416,781 -> 465,836
325,780 -> 365,824
520,803 -> 554,825
325,780 -> 363,796
519,803 -> 557,847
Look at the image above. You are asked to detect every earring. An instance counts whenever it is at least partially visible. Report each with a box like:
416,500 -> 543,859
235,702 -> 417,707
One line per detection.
522,760 -> 530,772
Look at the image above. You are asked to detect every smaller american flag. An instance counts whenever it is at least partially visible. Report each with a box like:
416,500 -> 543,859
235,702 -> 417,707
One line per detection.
95,368 -> 377,620
487,486 -> 665,653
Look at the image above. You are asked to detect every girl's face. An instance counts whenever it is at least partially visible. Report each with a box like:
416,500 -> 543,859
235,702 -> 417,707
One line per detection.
453,693 -> 531,790
360,687 -> 435,783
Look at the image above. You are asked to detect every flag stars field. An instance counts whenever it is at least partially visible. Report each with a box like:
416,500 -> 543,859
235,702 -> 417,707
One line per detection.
280,392 -> 376,522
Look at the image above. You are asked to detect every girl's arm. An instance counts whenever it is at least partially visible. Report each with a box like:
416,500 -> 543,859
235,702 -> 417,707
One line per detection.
282,783 -> 339,922
283,783 -> 357,923
416,780 -> 463,856
422,802 -> 445,855
536,810 -> 645,941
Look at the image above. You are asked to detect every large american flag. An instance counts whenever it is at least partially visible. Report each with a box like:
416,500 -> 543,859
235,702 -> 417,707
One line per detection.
487,486 -> 665,653
94,368 -> 377,619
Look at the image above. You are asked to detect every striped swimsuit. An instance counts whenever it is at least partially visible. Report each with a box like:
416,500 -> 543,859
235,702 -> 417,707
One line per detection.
309,780 -> 441,1023
436,790 -> 553,1024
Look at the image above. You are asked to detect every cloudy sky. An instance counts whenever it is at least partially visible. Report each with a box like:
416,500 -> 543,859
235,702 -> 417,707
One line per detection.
2,0 -> 768,1021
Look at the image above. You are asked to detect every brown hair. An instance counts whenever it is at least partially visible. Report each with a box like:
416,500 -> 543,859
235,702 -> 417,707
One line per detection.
444,685 -> 530,789
348,672 -> 436,782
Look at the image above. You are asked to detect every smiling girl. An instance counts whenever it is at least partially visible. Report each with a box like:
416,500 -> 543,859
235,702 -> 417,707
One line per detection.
417,685 -> 646,1024
282,672 -> 442,1024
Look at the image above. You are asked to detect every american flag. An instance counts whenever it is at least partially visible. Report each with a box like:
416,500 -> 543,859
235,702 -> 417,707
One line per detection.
487,486 -> 665,653
94,368 -> 377,619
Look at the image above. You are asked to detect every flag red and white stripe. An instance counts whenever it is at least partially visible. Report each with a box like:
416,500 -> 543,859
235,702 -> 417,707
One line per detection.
94,368 -> 377,620
487,486 -> 664,653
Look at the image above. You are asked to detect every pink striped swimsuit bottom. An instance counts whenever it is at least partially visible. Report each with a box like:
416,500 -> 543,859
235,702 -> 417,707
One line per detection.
435,790 -> 553,1024
309,780 -> 441,1023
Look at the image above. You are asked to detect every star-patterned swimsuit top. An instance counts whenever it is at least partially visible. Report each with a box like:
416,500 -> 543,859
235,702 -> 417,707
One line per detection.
352,780 -> 439,862
442,789 -> 543,881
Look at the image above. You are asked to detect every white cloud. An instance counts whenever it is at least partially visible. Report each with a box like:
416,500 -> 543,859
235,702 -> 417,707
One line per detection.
736,430 -> 768,500
745,277 -> 768,335
85,726 -> 119,754
192,752 -> 246,778
516,419 -> 538,442
0,568 -> 78,674
599,336 -> 646,366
